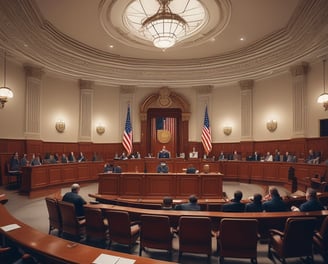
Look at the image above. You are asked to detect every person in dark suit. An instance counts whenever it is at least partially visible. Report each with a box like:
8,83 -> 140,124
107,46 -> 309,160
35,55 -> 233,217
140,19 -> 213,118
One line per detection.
9,152 -> 20,171
222,190 -> 245,212
186,164 -> 196,174
291,188 -> 324,212
68,152 -> 76,162
62,183 -> 87,218
156,161 -> 169,173
104,163 -> 114,173
245,193 -> 263,212
162,196 -> 174,210
113,165 -> 122,173
175,194 -> 201,211
263,187 -> 288,212
61,153 -> 68,163
251,151 -> 260,161
158,145 -> 170,158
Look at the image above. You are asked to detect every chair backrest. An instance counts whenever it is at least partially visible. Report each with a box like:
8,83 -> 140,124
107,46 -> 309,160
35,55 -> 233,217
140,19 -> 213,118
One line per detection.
45,197 -> 62,234
219,218 -> 258,258
282,217 -> 316,257
140,214 -> 173,251
57,200 -> 81,237
318,215 -> 328,248
84,207 -> 108,241
178,216 -> 212,255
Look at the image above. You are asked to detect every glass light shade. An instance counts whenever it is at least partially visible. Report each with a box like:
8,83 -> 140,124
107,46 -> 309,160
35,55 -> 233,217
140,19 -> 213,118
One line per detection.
317,92 -> 328,103
0,87 -> 13,98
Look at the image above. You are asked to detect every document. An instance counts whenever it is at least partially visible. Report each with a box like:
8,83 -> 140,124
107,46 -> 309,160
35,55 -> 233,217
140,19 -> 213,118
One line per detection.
92,253 -> 135,264
0,223 -> 21,232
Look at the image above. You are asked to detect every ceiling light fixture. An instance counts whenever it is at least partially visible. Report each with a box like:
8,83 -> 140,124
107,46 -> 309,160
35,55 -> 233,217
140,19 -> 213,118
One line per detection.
0,51 -> 13,109
317,59 -> 328,111
142,0 -> 187,49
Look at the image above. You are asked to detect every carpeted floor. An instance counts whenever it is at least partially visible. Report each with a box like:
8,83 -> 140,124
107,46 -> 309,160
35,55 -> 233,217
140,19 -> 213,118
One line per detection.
1,182 -> 325,264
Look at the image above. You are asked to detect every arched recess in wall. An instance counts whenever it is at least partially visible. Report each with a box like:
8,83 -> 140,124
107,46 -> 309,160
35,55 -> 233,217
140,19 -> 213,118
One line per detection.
139,87 -> 191,157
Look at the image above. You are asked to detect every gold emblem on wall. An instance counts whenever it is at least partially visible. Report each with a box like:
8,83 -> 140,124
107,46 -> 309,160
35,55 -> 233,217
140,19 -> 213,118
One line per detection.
157,129 -> 171,143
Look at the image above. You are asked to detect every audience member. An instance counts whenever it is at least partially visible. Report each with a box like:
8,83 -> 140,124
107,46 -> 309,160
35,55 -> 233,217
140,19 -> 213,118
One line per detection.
264,152 -> 273,162
186,164 -> 197,174
157,161 -> 169,173
291,188 -> 324,212
273,149 -> 280,161
104,163 -> 114,173
218,151 -> 225,160
175,194 -> 201,211
245,193 -> 263,212
283,151 -> 293,162
61,153 -> 68,163
263,187 -> 288,212
222,190 -> 245,212
251,151 -> 260,161
62,183 -> 87,218
77,152 -> 86,162
161,196 -> 174,210
30,154 -> 41,166
189,147 -> 198,158
20,154 -> 29,167
68,152 -> 76,162
158,145 -> 170,158
9,152 -> 20,171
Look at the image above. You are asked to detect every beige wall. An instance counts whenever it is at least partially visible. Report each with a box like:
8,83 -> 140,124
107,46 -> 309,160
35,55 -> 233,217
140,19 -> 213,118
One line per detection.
0,60 -> 325,143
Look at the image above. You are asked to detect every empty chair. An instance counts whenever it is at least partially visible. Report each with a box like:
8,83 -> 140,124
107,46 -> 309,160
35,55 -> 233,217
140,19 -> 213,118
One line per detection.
57,200 -> 86,241
178,216 -> 212,263
103,209 -> 140,251
217,218 -> 259,264
268,217 -> 317,264
45,197 -> 62,236
84,206 -> 109,248
313,216 -> 328,262
139,214 -> 174,259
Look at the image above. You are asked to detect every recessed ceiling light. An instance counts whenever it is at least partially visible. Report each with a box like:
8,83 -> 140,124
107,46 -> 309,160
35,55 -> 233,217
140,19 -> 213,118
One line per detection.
23,43 -> 28,47
109,44 -> 114,49
240,37 -> 245,41
210,37 -> 216,42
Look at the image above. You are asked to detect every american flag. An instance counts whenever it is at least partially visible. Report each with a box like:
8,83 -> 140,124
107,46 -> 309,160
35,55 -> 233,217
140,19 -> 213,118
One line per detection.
122,105 -> 133,155
201,106 -> 212,155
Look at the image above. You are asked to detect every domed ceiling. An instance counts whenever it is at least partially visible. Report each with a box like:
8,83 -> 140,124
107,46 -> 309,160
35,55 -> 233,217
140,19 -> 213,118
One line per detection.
0,0 -> 327,87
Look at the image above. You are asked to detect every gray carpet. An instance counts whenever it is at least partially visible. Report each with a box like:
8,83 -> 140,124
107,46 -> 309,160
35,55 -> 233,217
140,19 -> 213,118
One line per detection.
1,182 -> 325,264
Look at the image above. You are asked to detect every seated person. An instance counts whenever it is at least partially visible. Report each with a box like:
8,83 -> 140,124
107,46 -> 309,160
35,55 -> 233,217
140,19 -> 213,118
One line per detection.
186,164 -> 196,174
113,165 -> 122,173
20,154 -> 29,167
263,187 -> 288,212
162,196 -> 174,210
77,152 -> 86,162
189,147 -> 198,158
245,193 -> 263,212
273,149 -> 280,161
232,150 -> 241,161
68,152 -> 76,162
175,194 -> 201,211
30,153 -> 41,166
120,152 -> 128,160
9,152 -> 20,171
251,151 -> 261,161
222,190 -> 245,212
218,151 -> 225,160
291,188 -> 324,212
62,183 -> 87,218
283,151 -> 293,162
104,163 -> 114,173
264,152 -> 273,162
48,154 -> 57,164
61,153 -> 68,163
158,145 -> 170,158
157,161 -> 169,173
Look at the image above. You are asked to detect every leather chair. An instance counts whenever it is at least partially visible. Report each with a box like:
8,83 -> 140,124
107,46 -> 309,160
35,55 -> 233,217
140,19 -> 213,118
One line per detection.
103,209 -> 140,251
84,206 -> 109,248
178,216 -> 212,263
217,218 -> 259,264
139,214 -> 174,259
45,197 -> 62,236
268,217 -> 317,264
313,215 -> 328,262
57,200 -> 86,241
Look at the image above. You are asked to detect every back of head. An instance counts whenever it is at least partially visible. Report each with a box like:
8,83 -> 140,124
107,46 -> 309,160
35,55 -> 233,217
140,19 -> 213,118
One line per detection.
306,188 -> 317,199
163,196 -> 173,207
234,190 -> 243,201
189,194 -> 198,204
269,187 -> 280,198
253,193 -> 262,203
71,183 -> 80,192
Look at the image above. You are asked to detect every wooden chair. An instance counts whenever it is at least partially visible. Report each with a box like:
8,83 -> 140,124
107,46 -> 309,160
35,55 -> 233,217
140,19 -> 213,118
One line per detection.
313,215 -> 328,262
5,162 -> 22,190
268,217 -> 317,264
178,216 -> 212,263
57,200 -> 85,242
83,206 -> 109,248
45,197 -> 62,236
103,209 -> 140,251
217,218 -> 259,264
139,214 -> 174,259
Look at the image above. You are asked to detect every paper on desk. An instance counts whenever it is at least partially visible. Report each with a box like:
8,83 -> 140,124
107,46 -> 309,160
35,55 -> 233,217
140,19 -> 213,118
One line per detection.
1,223 -> 21,232
93,253 -> 135,264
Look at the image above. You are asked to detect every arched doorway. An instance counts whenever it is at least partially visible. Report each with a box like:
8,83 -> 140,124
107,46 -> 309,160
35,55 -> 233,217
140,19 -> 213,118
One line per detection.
140,87 -> 190,157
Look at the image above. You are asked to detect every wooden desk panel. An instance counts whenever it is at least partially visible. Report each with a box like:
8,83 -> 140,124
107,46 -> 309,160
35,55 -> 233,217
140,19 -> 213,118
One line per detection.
144,173 -> 176,197
120,173 -> 143,197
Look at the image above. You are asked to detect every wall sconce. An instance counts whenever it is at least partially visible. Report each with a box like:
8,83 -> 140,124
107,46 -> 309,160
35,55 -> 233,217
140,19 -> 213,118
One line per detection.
96,124 -> 105,135
0,51 -> 13,109
317,59 -> 328,111
223,126 -> 232,136
266,120 -> 277,132
55,120 -> 65,133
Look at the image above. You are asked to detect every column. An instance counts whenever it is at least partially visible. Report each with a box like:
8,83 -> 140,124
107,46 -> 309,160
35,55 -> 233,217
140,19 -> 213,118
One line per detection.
239,80 -> 254,141
24,66 -> 43,139
78,80 -> 94,142
290,62 -> 308,138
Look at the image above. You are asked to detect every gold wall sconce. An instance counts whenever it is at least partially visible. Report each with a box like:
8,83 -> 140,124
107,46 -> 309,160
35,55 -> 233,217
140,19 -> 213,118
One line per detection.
96,125 -> 105,135
266,120 -> 277,132
223,126 -> 232,136
55,120 -> 65,133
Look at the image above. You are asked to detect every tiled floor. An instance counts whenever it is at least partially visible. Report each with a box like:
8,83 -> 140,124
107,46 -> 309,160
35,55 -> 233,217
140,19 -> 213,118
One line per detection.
1,182 -> 326,264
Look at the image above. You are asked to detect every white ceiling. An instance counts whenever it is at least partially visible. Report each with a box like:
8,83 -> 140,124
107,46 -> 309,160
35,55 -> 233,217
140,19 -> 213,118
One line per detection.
0,0 -> 327,87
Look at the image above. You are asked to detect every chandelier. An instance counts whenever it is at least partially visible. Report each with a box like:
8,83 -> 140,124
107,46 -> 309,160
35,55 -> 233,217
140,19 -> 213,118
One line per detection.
0,51 -> 13,109
317,59 -> 328,111
142,0 -> 187,49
